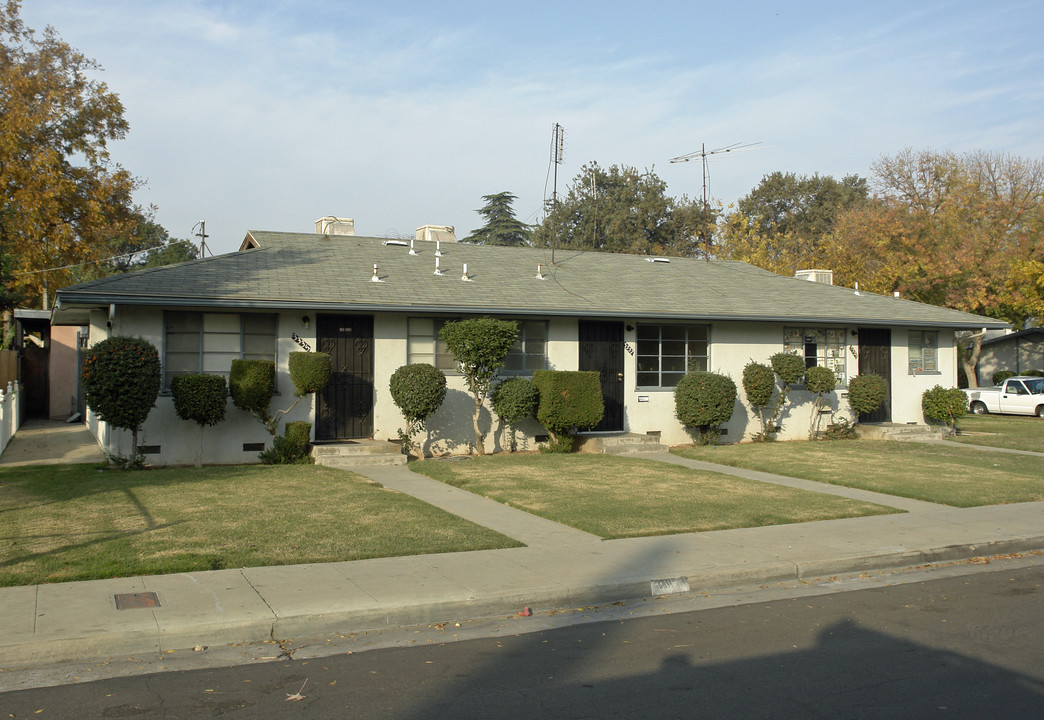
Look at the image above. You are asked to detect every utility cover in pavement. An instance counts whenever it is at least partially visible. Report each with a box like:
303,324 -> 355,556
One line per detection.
650,577 -> 690,595
114,592 -> 160,609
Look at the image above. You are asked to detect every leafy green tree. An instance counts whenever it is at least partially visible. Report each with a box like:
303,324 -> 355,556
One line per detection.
82,336 -> 161,465
1,1 -> 142,307
533,162 -> 712,257
439,317 -> 518,455
462,192 -> 532,246
742,361 -> 776,441
171,373 -> 227,466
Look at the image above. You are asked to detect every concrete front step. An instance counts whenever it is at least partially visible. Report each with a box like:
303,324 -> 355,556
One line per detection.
311,440 -> 407,467
857,423 -> 946,441
575,432 -> 669,455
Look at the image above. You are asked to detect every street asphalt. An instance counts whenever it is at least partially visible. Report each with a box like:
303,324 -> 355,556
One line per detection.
1,419 -> 1042,672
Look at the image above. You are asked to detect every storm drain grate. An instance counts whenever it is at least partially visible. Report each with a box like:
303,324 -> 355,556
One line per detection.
114,591 -> 160,610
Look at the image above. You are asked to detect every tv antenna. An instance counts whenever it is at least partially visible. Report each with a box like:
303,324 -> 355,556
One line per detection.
549,122 -> 565,263
670,142 -> 762,260
193,220 -> 211,257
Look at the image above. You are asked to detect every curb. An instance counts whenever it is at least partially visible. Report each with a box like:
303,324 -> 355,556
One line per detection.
4,538 -> 1041,669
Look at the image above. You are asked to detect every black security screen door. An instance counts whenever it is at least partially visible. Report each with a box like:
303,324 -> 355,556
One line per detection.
579,320 -> 625,432
857,327 -> 891,423
316,315 -> 374,440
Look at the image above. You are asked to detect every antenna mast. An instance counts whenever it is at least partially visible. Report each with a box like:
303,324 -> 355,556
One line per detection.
670,141 -> 762,260
193,220 -> 210,257
550,123 -> 565,264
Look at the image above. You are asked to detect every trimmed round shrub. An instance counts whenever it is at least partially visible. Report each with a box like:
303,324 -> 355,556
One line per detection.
770,352 -> 806,386
229,359 -> 275,418
532,370 -> 603,451
82,336 -> 161,460
288,352 -> 332,396
992,370 -> 1016,385
491,377 -> 539,425
259,421 -> 314,465
171,374 -> 227,427
675,371 -> 737,444
805,365 -> 837,395
742,361 -> 775,408
390,364 -> 448,426
922,385 -> 968,429
848,374 -> 888,416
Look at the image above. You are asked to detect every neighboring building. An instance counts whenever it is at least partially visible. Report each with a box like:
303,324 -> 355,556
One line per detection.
51,221 -> 1009,465
8,309 -> 86,421
975,327 -> 1044,386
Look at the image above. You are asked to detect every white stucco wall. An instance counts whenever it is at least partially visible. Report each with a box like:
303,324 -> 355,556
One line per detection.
82,306 -> 967,464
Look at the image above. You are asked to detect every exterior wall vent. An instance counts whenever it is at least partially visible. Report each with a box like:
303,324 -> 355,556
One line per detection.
416,225 -> 457,243
315,217 -> 356,236
795,269 -> 833,285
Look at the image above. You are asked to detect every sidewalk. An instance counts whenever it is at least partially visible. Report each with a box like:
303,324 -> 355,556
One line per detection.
1,424 -> 1042,670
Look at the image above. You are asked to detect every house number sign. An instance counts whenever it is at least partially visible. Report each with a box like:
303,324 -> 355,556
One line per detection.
623,342 -> 634,356
291,332 -> 311,352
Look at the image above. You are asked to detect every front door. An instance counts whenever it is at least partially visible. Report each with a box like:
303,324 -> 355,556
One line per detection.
316,315 -> 374,440
858,328 -> 891,423
579,320 -> 625,432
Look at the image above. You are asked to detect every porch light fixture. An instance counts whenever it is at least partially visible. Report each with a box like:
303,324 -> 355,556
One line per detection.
302,316 -> 310,329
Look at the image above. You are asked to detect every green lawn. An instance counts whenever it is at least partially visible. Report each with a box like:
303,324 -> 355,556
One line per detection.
410,454 -> 898,539
0,463 -> 520,587
952,413 -> 1044,453
672,440 -> 1044,507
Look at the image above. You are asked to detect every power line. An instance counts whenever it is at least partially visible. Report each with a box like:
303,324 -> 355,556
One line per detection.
14,243 -> 169,276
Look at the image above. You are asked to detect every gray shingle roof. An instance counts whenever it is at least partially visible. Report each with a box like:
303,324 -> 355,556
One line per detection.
52,231 -> 1008,329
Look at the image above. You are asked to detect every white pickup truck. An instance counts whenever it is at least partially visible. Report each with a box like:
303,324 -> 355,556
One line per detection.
965,376 -> 1044,417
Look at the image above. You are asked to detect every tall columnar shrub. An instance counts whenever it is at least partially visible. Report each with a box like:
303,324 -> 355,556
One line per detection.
490,377 -> 539,451
389,363 -> 448,456
82,336 -> 161,466
674,371 -> 737,445
230,352 -> 332,436
804,365 -> 837,440
922,385 -> 968,434
848,374 -> 888,423
742,361 -> 776,441
532,370 -> 603,452
439,317 -> 518,455
171,373 -> 227,465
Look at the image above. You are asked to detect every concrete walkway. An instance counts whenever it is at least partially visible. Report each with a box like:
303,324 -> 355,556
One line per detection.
1,425 -> 1042,670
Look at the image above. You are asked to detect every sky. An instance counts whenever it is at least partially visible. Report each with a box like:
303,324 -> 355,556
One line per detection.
17,0 -> 1044,256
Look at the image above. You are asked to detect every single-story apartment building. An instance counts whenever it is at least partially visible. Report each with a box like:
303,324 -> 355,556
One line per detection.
51,219 -> 1009,465
975,327 -> 1044,386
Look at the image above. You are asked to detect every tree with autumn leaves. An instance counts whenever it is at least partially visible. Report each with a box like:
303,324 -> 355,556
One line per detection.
717,150 -> 1044,379
0,0 -> 145,309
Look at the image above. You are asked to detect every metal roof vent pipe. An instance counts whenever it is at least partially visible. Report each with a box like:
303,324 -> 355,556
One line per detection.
536,263 -> 545,279
371,263 -> 384,283
409,238 -> 418,256
434,257 -> 444,276
435,240 -> 443,257
461,263 -> 472,282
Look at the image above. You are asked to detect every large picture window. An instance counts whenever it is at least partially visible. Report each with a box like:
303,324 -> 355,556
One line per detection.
783,327 -> 846,384
636,324 -> 708,388
503,319 -> 548,374
164,312 -> 277,387
407,317 -> 458,372
908,330 -> 939,374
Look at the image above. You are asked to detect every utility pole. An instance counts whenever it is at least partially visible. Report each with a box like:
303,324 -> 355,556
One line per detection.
670,141 -> 762,260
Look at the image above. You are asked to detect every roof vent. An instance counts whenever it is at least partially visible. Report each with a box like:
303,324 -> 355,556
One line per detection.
383,240 -> 408,247
315,217 -> 355,236
645,257 -> 670,263
795,269 -> 833,285
417,225 -> 457,243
